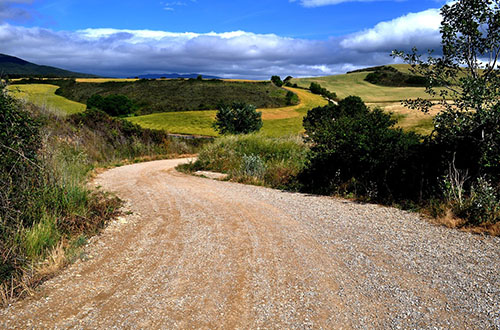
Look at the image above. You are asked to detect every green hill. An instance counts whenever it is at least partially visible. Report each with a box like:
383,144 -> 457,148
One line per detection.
291,65 -> 439,103
53,79 -> 293,115
0,53 -> 96,78
291,65 -> 443,135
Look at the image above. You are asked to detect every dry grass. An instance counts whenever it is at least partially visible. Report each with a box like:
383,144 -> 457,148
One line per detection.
369,102 -> 442,135
428,208 -> 500,237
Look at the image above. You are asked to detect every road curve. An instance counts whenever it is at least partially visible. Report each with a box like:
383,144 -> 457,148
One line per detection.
1,159 -> 499,329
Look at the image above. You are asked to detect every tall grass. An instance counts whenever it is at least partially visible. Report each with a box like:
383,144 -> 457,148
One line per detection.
185,134 -> 308,189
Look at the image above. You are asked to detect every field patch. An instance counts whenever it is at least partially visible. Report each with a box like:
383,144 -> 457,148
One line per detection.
292,70 -> 442,103
7,84 -> 86,114
130,88 -> 328,137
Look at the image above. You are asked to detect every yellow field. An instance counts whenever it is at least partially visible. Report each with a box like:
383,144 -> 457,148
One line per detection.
129,87 -> 328,137
7,84 -> 86,114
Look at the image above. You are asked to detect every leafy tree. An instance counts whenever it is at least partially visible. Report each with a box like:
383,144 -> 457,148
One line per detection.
87,94 -> 135,117
300,96 -> 422,201
213,102 -> 263,135
392,0 -> 500,181
309,82 -> 323,94
271,75 -> 284,87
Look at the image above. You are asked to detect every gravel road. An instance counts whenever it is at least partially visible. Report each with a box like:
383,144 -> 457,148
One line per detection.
1,158 -> 499,329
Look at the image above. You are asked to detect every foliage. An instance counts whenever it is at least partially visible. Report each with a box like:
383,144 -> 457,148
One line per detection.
240,154 -> 266,179
185,134 -> 308,188
213,102 -> 263,135
285,90 -> 299,105
271,75 -> 284,87
309,82 -> 337,100
0,85 -> 42,229
300,96 -> 423,201
460,177 -> 500,224
87,94 -> 135,117
393,0 -> 500,224
364,66 -> 429,87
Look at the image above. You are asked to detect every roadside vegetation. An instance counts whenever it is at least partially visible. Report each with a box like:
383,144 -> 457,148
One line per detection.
0,86 -> 203,306
180,134 -> 307,189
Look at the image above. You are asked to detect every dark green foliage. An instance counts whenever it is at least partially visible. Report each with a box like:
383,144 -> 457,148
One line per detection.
271,75 -> 284,87
87,94 -> 135,117
284,76 -> 293,83
300,96 -> 423,201
213,102 -> 263,135
52,79 -> 290,115
285,90 -> 299,105
0,86 -> 42,229
309,82 -> 337,100
364,66 -> 429,87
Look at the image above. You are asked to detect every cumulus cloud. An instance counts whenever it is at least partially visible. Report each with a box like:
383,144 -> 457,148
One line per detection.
341,8 -> 442,52
0,0 -> 33,22
0,5 -> 445,78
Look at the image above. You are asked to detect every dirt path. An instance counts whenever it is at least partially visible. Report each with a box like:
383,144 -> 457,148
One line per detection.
1,159 -> 499,329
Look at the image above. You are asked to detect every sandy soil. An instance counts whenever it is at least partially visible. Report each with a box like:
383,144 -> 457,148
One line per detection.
1,159 -> 499,329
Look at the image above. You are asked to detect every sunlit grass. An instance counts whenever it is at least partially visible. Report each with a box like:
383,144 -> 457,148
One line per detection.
8,84 -> 86,114
128,87 -> 329,137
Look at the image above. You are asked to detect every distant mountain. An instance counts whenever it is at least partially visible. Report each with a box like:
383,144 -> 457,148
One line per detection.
0,53 -> 97,78
132,73 -> 221,79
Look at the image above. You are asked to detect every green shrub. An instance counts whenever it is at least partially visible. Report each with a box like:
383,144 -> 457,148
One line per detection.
213,102 -> 263,135
240,154 -> 266,179
87,94 -> 135,117
300,96 -> 423,201
458,177 -> 500,225
285,91 -> 299,105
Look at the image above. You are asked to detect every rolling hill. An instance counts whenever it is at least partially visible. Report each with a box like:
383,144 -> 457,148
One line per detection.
54,79 -> 294,115
0,53 -> 96,78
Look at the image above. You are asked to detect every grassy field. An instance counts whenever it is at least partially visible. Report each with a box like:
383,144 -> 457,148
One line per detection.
56,79 -> 291,115
292,71 -> 439,103
7,84 -> 86,114
292,65 -> 444,135
128,87 -> 328,137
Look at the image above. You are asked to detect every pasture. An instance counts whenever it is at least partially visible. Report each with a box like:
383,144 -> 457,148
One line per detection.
128,88 -> 328,137
292,67 -> 443,135
7,84 -> 86,114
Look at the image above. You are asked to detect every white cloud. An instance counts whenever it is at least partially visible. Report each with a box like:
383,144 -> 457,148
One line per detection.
0,5 -> 445,78
341,8 -> 442,52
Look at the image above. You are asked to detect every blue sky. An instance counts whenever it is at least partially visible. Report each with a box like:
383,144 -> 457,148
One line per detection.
0,0 -> 448,78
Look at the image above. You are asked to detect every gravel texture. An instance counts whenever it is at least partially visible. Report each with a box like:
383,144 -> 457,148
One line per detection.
1,158 -> 499,329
